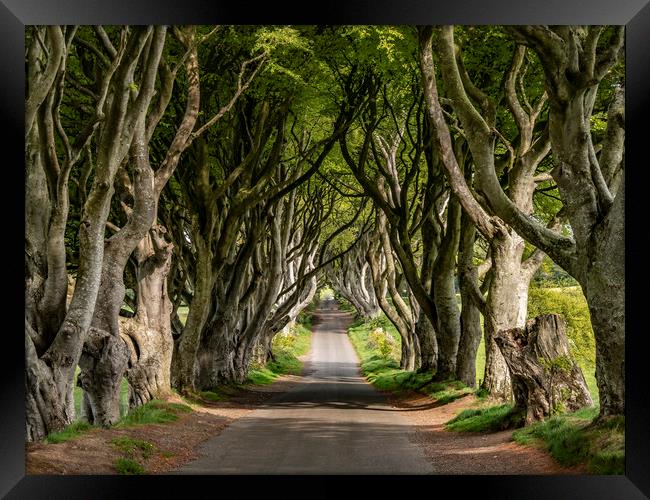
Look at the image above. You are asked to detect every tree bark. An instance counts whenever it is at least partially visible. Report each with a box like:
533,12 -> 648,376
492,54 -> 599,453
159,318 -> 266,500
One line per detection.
494,314 -> 593,424
456,212 -> 483,387
431,197 -> 462,380
122,226 -> 175,407
25,26 -> 164,440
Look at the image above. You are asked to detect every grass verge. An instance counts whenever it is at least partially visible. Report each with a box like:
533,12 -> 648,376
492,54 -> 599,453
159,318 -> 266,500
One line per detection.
445,404 -> 523,432
347,315 -> 472,404
45,421 -> 94,444
512,406 -> 624,474
111,436 -> 155,459
247,321 -> 312,385
116,400 -> 192,427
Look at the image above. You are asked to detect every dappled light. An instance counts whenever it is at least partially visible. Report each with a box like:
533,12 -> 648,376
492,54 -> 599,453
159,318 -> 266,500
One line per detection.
25,24 -> 623,476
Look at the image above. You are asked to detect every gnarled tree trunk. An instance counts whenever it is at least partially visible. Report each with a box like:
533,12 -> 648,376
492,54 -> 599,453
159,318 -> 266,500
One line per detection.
122,226 -> 175,407
494,314 -> 593,424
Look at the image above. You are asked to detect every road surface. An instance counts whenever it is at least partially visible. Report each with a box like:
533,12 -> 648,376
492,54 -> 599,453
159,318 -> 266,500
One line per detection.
174,297 -> 432,474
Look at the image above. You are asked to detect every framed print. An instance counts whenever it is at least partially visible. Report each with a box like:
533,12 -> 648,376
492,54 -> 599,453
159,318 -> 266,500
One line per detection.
4,0 -> 649,498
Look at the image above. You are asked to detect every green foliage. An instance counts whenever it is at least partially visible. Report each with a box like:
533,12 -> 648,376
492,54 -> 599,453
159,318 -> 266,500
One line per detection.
532,257 -> 579,287
366,327 -> 396,359
445,404 -> 522,432
527,287 -> 595,371
247,322 -> 312,385
111,437 -> 155,459
513,407 -> 624,474
334,294 -> 355,314
347,315 -> 472,404
114,458 -> 145,475
45,421 -> 93,444
116,400 -> 192,427
197,391 -> 225,402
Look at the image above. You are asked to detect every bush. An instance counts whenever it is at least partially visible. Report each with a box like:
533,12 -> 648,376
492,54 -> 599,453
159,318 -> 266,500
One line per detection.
272,331 -> 296,352
366,327 -> 396,359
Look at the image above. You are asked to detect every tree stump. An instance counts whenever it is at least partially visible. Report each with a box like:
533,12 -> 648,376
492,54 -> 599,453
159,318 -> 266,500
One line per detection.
494,314 -> 593,425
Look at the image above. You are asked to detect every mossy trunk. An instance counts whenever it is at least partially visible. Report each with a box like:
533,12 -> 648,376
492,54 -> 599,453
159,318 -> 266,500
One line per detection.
494,314 -> 593,424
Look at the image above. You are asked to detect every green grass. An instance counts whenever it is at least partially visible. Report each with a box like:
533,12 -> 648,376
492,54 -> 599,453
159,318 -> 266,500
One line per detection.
111,437 -> 155,459
445,404 -> 523,432
197,390 -> 226,402
45,421 -> 93,444
347,315 -> 472,404
513,406 -> 624,474
116,400 -> 192,427
247,322 -> 312,385
114,457 -> 145,475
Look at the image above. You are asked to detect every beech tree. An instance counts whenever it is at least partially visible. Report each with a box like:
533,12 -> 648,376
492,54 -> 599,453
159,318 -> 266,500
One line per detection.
25,24 -> 623,444
25,26 -> 166,440
418,25 -> 624,416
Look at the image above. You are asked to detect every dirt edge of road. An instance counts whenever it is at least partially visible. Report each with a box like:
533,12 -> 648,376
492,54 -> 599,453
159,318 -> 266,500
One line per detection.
26,375 -> 303,475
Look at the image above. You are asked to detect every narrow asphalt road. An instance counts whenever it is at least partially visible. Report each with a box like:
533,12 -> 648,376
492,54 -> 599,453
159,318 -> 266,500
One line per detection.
174,297 -> 433,474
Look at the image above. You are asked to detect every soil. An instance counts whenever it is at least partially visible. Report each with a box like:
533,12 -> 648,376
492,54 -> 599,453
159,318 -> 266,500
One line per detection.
386,391 -> 587,474
25,374 -> 302,475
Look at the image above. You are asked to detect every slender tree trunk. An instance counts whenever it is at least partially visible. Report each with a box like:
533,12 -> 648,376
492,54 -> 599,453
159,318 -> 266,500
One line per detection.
172,239 -> 214,392
456,214 -> 483,387
232,214 -> 285,383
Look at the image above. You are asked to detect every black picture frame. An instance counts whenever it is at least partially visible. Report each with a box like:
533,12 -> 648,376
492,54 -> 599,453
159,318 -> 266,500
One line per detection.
4,1 -> 649,498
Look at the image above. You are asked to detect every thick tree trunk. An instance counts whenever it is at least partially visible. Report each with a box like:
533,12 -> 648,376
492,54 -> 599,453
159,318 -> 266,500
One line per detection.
123,227 -> 174,407
198,314 -> 239,389
24,24 -> 163,438
431,198 -> 462,380
481,231 -> 525,401
77,323 -> 129,425
432,271 -> 460,379
494,314 -> 593,424
77,235 -> 134,425
582,183 -> 624,416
